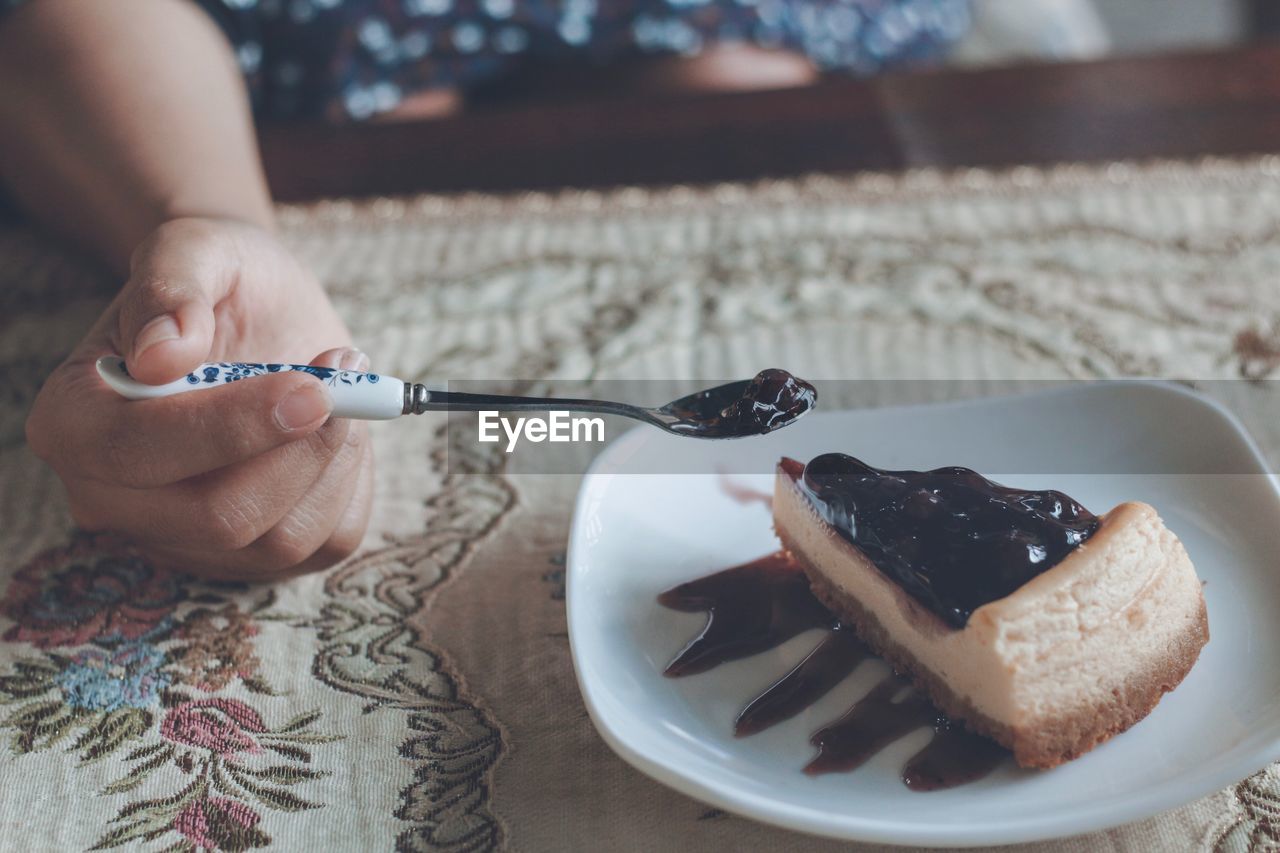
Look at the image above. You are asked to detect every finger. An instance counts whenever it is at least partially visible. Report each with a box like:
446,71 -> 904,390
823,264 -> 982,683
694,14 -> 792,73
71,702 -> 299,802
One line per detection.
241,422 -> 373,578
62,346 -> 368,488
314,346 -> 368,375
56,368 -> 334,489
329,435 -> 376,560
117,220 -> 240,384
64,412 -> 356,549
183,354 -> 375,581
136,426 -> 373,581
30,357 -> 333,488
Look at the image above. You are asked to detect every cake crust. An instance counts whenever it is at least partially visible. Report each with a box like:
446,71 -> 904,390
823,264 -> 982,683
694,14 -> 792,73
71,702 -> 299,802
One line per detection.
774,461 -> 1209,770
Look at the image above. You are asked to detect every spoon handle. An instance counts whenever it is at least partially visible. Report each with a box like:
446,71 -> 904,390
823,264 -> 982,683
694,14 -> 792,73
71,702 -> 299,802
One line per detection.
96,356 -> 408,420
96,356 -> 647,424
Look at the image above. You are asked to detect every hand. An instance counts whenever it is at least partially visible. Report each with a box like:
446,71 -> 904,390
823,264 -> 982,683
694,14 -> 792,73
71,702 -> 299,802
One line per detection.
26,217 -> 374,580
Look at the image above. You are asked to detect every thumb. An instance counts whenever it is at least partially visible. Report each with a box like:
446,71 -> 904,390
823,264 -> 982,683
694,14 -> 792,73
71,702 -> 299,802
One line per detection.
117,223 -> 235,384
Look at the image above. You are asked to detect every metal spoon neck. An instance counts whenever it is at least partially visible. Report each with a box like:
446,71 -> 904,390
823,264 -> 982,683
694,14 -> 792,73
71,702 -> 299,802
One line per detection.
404,382 -> 428,415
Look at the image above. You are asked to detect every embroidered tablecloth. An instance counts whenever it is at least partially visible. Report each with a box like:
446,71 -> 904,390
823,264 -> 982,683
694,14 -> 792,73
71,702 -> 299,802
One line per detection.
2,157 -> 1279,852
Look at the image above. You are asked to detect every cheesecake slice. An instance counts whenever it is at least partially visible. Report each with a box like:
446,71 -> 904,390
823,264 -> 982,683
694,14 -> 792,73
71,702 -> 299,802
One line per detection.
773,455 -> 1208,769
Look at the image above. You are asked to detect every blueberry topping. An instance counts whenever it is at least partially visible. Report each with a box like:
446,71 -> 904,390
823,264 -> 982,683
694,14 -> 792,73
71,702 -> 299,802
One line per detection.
794,454 -> 1099,628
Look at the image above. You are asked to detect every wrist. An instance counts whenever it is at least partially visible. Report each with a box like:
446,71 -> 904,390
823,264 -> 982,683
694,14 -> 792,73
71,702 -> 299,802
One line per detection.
157,198 -> 276,235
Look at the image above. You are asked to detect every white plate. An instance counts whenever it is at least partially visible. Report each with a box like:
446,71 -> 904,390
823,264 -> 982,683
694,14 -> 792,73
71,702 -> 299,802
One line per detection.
566,382 -> 1280,847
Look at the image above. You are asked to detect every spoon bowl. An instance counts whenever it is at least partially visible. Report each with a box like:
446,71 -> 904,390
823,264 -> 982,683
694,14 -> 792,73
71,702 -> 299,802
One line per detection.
653,370 -> 818,438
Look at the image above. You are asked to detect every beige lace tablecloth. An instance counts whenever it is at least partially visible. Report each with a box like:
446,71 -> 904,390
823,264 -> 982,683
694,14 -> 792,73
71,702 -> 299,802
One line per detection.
3,157 -> 1280,852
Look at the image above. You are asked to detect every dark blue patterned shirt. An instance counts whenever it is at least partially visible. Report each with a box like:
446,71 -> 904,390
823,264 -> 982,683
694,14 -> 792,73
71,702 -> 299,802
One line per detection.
5,0 -> 971,120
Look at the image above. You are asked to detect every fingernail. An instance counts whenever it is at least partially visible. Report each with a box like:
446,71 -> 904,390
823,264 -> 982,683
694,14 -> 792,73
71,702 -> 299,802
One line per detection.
134,314 -> 180,359
340,348 -> 370,372
274,383 -> 331,431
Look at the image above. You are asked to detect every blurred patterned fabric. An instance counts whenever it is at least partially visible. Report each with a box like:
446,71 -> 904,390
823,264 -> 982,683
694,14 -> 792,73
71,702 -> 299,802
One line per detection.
197,0 -> 971,119
2,0 -> 1129,121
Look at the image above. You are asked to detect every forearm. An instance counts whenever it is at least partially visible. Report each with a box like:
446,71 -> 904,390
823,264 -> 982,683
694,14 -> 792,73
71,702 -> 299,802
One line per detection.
0,0 -> 273,275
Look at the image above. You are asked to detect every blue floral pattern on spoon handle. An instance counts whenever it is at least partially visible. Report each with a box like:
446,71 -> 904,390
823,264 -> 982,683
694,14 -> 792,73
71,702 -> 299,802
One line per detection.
97,357 -> 407,420
180,361 -> 381,387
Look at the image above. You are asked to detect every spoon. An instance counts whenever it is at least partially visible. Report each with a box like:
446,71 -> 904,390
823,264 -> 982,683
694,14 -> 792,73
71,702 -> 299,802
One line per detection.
96,358 -> 817,439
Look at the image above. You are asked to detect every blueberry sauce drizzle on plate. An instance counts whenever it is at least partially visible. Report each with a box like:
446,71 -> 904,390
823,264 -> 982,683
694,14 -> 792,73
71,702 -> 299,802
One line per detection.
658,553 -> 1008,791
792,454 -> 1099,628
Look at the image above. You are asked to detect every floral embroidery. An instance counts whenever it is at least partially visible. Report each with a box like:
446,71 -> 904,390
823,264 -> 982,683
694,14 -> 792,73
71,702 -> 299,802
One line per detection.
3,546 -> 184,648
92,692 -> 337,850
0,534 -> 340,851
174,796 -> 268,852
174,604 -> 262,692
57,644 -> 170,712
161,698 -> 266,756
